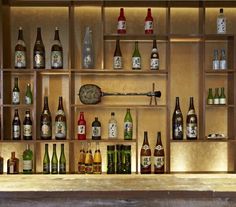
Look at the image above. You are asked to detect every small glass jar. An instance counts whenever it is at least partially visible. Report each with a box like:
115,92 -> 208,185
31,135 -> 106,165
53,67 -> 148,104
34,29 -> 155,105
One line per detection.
107,145 -> 115,174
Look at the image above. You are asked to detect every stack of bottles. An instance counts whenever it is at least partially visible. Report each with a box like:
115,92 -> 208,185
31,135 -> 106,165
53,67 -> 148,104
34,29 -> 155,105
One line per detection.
212,49 -> 227,70
207,87 -> 226,105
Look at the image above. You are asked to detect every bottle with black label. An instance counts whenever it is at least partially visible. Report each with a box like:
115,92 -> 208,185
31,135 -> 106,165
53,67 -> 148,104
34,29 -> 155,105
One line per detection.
23,110 -> 32,140
140,131 -> 151,174
33,27 -> 45,69
154,132 -> 164,174
12,109 -> 21,140
92,117 -> 101,140
51,27 -> 63,69
172,97 -> 183,140
15,27 -> 26,69
186,97 -> 198,140
150,39 -> 159,70
113,39 -> 122,69
40,96 -> 52,140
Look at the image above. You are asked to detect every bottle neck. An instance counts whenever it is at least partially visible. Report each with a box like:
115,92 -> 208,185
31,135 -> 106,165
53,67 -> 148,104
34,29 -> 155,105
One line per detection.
43,97 -> 49,110
15,110 -> 19,117
27,84 -> 31,91
147,9 -> 152,17
175,97 -> 180,109
45,144 -> 49,153
14,78 -> 18,87
156,132 -> 162,146
53,145 -> 56,153
18,29 -> 23,41
79,113 -> 84,120
152,40 -> 157,49
54,29 -> 60,41
11,152 -> 15,159
143,132 -> 149,145
61,144 -> 64,153
25,111 -> 30,117
135,42 -> 138,51
189,97 -> 194,110
36,28 -> 42,42
58,97 -> 63,110
120,8 -> 124,17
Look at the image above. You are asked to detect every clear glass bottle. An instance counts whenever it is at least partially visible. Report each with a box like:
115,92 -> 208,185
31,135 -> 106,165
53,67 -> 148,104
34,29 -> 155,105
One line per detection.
23,110 -> 32,140
213,49 -> 220,70
59,144 -> 66,174
51,144 -> 58,174
33,27 -> 45,69
25,83 -> 33,105
124,108 -> 133,140
113,39 -> 122,69
82,26 -> 94,69
12,77 -> 20,105
217,8 -> 226,34
132,41 -> 141,70
23,144 -> 33,174
108,112 -> 118,139
15,27 -> 26,69
117,8 -> 126,34
220,49 -> 227,70
43,144 -> 50,174
144,8 -> 153,34
207,88 -> 214,105
214,88 -> 220,104
51,27 -> 63,69
140,131 -> 151,174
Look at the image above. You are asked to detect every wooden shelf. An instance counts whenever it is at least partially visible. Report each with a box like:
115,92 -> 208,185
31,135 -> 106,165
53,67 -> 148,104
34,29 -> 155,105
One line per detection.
72,104 -> 167,109
73,139 -> 137,143
205,69 -> 235,75
2,104 -> 33,109
205,104 -> 234,108
104,34 -> 168,42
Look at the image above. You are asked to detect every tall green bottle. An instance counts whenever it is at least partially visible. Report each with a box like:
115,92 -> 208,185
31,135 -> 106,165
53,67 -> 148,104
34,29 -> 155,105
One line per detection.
25,83 -> 33,105
59,144 -> 66,174
51,144 -> 58,174
132,41 -> 141,70
23,144 -> 33,174
43,144 -> 50,174
124,108 -> 133,140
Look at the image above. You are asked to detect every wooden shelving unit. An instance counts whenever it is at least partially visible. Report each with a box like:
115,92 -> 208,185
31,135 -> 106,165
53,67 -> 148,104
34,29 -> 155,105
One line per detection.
0,0 -> 235,174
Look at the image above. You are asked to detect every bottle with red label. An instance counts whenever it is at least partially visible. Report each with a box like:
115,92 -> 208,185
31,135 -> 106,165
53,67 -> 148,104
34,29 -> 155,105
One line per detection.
77,112 -> 86,140
117,8 -> 126,34
145,8 -> 153,34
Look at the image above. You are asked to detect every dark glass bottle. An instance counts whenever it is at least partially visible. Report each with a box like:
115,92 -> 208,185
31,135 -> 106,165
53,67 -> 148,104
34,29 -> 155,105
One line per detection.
51,27 -> 63,69
7,152 -> 19,174
55,96 -> 67,140
59,144 -> 66,174
12,77 -> 20,105
150,39 -> 159,70
92,117 -> 101,140
172,97 -> 183,140
132,41 -> 141,70
12,109 -> 21,140
154,132 -> 165,174
116,144 -> 123,174
0,155 -> 3,174
122,145 -> 131,174
23,110 -> 32,140
15,27 -> 26,69
40,96 -> 52,140
33,27 -> 45,69
124,108 -> 133,140
113,39 -> 122,69
51,144 -> 58,174
140,131 -> 151,174
43,144 -> 50,174
186,97 -> 198,140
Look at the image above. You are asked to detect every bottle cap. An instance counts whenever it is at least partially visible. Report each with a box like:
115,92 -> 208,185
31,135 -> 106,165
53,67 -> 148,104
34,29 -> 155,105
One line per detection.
107,145 -> 115,151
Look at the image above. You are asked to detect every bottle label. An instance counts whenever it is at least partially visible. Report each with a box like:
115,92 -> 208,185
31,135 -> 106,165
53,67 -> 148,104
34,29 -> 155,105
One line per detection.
25,96 -> 32,104
141,156 -> 151,168
12,92 -> 20,104
217,18 -> 226,34
187,109 -> 195,115
155,145 -> 164,151
51,163 -> 58,173
10,164 -> 14,174
220,60 -> 227,70
85,164 -> 93,173
23,124 -> 32,136
83,54 -> 92,68
78,125 -> 86,135
113,56 -> 122,69
56,110 -> 65,116
93,163 -> 102,174
34,51 -> 45,68
132,57 -> 141,69
92,126 -> 101,137
13,125 -> 20,138
23,160 -> 33,171
59,164 -> 66,173
41,122 -> 51,137
55,121 -> 66,138
15,51 -> 26,68
145,21 -> 153,31
154,156 -> 164,169
43,163 -> 50,173
186,123 -> 197,138
207,99 -> 214,105
142,144 -> 150,151
214,98 -> 220,104
78,163 -> 85,174
213,60 -> 220,70
124,121 -> 133,137
108,123 -> 117,138
51,51 -> 63,68
150,58 -> 159,70
174,122 -> 183,138
219,98 -> 226,104
117,20 -> 126,31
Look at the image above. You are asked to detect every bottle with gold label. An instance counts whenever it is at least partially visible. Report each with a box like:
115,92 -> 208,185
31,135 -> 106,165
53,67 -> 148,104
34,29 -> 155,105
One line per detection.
78,142 -> 86,174
154,132 -> 164,174
140,131 -> 151,174
85,143 -> 93,174
51,27 -> 63,69
93,142 -> 102,174
33,27 -> 45,69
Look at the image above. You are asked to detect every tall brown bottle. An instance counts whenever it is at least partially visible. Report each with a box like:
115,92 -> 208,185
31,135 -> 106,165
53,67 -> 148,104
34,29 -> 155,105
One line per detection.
12,109 -> 21,140
7,152 -> 19,174
154,132 -> 164,174
113,39 -> 122,69
15,27 -> 26,69
55,96 -> 67,140
51,27 -> 63,69
33,27 -> 45,69
140,131 -> 151,174
40,96 -> 52,140
172,97 -> 183,140
186,97 -> 197,140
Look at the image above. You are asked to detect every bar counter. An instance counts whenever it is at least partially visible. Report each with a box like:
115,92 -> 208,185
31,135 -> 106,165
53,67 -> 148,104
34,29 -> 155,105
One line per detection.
1,174 -> 236,207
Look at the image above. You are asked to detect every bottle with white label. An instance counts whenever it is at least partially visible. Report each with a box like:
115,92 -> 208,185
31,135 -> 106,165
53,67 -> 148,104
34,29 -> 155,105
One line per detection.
92,117 -> 101,140
186,97 -> 197,140
23,110 -> 32,140
25,83 -> 33,105
217,8 -> 226,34
117,8 -> 126,34
220,49 -> 227,70
214,88 -> 220,104
207,88 -> 214,105
108,112 -> 118,139
23,144 -> 33,174
113,39 -> 122,69
219,87 -> 226,105
33,27 -> 45,69
7,152 -> 19,174
12,77 -> 20,105
15,27 -> 26,69
12,109 -> 21,140
213,49 -> 220,70
124,108 -> 133,140
150,39 -> 159,70
145,8 -> 153,34
140,131 -> 151,174
154,132 -> 164,174
132,41 -> 141,70
51,27 -> 63,69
